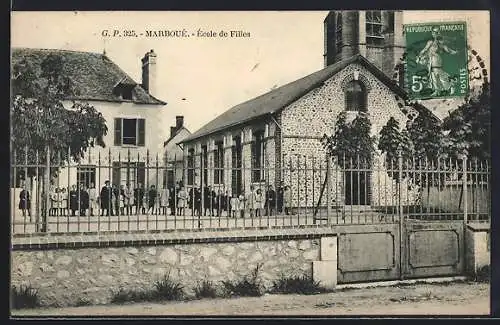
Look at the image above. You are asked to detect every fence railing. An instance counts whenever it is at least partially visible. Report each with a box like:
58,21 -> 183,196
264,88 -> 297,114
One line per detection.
10,147 -> 491,236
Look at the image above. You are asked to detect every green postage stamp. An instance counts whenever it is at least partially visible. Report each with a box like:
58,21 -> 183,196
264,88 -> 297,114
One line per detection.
404,22 -> 468,100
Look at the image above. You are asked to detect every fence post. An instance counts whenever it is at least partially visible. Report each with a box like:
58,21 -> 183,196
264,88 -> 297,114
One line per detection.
462,154 -> 468,225
42,146 -> 50,233
397,149 -> 404,280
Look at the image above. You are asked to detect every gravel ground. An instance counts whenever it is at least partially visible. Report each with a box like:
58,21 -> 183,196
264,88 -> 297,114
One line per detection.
12,281 -> 489,317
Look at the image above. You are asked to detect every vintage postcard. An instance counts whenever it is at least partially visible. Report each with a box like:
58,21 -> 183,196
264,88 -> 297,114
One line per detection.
10,10 -> 491,317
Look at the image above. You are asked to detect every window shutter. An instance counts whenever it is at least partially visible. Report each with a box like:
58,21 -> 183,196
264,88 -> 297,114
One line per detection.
114,118 -> 122,146
137,119 -> 146,146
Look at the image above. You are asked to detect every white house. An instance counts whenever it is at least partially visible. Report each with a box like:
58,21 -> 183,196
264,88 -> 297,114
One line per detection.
11,48 -> 167,191
163,116 -> 191,189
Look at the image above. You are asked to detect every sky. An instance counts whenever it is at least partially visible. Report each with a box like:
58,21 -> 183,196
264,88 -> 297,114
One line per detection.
11,11 -> 490,140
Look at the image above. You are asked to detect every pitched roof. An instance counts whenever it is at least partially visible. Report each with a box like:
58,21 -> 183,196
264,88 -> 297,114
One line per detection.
163,127 -> 191,147
11,47 -> 166,105
182,54 -> 408,143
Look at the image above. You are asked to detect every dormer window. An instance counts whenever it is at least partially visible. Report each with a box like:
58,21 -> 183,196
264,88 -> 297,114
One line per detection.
345,80 -> 367,112
113,81 -> 135,101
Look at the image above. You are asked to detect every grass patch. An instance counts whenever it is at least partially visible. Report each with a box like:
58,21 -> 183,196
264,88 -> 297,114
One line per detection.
110,287 -> 152,304
75,297 -> 92,307
270,274 -> 328,295
11,284 -> 41,309
152,274 -> 185,301
221,264 -> 263,297
110,273 -> 185,304
194,280 -> 218,299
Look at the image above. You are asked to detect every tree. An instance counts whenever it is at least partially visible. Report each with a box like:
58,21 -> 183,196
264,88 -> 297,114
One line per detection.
441,82 -> 491,210
378,117 -> 413,182
322,111 -> 376,167
442,82 -> 490,162
11,53 -> 108,181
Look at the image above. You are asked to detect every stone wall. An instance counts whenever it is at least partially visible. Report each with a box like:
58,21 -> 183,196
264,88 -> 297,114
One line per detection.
465,223 -> 490,275
11,235 -> 322,307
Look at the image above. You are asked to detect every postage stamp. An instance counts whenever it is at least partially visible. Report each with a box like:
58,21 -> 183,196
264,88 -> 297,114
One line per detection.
404,21 -> 468,100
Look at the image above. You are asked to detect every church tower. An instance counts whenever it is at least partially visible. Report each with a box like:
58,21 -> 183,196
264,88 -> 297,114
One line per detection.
324,10 -> 404,82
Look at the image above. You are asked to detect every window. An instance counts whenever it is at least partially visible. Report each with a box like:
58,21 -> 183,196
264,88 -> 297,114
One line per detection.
187,148 -> 195,186
114,118 -> 145,146
231,136 -> 242,195
251,130 -> 265,183
335,12 -> 343,53
112,162 -> 145,188
345,80 -> 367,112
366,10 -> 384,46
213,141 -> 224,184
201,145 -> 208,185
77,166 -> 96,188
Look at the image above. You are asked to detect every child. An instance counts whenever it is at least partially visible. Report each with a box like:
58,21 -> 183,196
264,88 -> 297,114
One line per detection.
177,187 -> 188,216
60,188 -> 67,216
160,187 -> 169,215
238,192 -> 245,218
119,184 -> 125,216
254,188 -> 263,217
230,193 -> 239,218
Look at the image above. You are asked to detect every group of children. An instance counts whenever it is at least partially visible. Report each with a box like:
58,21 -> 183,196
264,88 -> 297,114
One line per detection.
184,184 -> 292,218
22,181 -> 293,218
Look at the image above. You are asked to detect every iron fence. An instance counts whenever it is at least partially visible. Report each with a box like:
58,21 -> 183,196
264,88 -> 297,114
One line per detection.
10,147 -> 490,236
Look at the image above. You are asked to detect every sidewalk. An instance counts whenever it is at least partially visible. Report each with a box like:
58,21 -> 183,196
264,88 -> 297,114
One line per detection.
12,281 -> 490,317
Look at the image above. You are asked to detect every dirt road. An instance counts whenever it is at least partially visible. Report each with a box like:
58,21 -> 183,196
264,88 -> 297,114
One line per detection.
12,282 -> 489,317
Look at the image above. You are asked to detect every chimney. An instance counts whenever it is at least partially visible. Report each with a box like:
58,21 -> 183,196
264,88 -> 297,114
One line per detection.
170,127 -> 177,139
141,49 -> 157,96
175,116 -> 184,129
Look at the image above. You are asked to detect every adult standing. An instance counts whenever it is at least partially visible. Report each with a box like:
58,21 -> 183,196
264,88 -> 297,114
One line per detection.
277,185 -> 284,214
265,185 -> 276,216
79,184 -> 89,216
69,185 -> 79,216
100,180 -> 112,216
147,185 -> 157,214
193,187 -> 202,217
134,183 -> 145,215
18,184 -> 31,219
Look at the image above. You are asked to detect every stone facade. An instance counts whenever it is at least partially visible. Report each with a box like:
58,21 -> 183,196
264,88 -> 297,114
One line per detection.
280,62 -> 419,207
11,238 -> 320,307
183,62 -> 421,209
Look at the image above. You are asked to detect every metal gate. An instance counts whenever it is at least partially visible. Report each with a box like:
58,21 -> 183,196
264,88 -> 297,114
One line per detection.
336,219 -> 465,284
402,220 -> 464,279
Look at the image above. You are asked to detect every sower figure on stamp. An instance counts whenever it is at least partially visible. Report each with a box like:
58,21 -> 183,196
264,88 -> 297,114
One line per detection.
417,26 -> 458,96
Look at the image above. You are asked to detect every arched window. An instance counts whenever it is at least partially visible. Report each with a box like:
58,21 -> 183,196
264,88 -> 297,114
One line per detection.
345,80 -> 367,112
